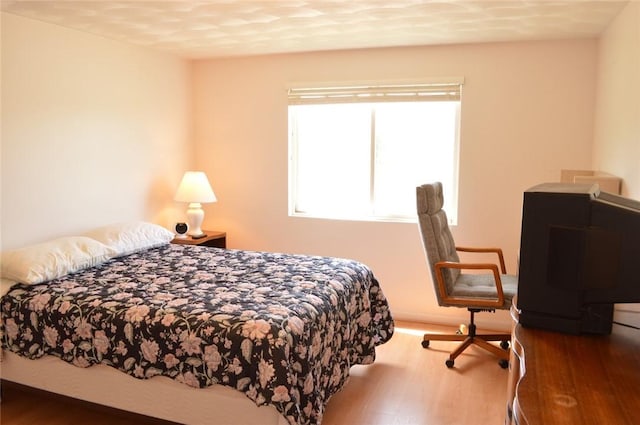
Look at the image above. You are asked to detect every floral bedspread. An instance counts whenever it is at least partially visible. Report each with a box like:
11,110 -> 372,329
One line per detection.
1,244 -> 394,425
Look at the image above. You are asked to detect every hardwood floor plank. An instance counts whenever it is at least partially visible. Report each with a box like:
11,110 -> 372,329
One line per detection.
0,321 -> 508,424
323,321 -> 508,425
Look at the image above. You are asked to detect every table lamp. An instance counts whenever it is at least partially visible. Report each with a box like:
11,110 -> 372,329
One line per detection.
174,171 -> 217,238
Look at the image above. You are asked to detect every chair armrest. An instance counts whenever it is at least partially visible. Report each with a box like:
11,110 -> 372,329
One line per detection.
434,261 -> 505,308
456,246 -> 507,274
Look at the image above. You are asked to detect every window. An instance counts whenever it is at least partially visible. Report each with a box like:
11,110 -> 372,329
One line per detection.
288,81 -> 462,223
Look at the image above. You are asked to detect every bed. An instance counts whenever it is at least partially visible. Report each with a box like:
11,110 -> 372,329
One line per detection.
0,222 -> 394,425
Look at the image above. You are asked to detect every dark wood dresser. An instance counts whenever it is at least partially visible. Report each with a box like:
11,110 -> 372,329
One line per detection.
506,303 -> 640,425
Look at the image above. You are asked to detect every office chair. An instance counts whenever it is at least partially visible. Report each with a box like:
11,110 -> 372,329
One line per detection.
416,182 -> 518,368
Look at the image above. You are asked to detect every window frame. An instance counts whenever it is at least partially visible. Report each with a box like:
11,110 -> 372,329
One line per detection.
288,79 -> 463,224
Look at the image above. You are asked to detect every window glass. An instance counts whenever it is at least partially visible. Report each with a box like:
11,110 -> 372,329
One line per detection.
289,93 -> 460,223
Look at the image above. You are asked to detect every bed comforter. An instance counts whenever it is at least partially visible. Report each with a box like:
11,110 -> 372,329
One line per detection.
1,244 -> 394,424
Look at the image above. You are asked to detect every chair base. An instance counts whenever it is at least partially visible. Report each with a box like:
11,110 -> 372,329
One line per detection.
422,308 -> 510,368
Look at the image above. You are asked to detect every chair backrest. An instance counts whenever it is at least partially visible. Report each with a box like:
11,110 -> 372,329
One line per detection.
416,182 -> 460,305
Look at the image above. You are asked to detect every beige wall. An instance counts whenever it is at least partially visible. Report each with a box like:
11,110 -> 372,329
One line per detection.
1,13 -> 192,249
193,40 -> 597,327
593,1 -> 640,199
5,8 -> 634,328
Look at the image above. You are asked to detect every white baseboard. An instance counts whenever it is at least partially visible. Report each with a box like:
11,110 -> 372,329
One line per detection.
391,309 -> 512,333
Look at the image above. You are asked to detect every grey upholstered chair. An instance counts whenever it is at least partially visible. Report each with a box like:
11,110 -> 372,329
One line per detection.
416,182 -> 518,368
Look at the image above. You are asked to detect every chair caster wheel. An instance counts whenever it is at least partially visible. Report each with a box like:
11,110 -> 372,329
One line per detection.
499,359 -> 509,369
422,340 -> 430,348
500,340 -> 510,350
445,359 -> 454,368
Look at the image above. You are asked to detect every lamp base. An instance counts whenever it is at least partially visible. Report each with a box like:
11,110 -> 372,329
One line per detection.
186,203 -> 206,238
191,233 -> 207,240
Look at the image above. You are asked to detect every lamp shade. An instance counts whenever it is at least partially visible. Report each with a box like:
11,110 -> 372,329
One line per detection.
174,171 -> 217,203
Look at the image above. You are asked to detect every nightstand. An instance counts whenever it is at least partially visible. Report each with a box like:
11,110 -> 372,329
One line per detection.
171,230 -> 226,248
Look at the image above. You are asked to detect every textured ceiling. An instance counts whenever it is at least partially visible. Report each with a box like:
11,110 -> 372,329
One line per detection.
0,1 -> 630,59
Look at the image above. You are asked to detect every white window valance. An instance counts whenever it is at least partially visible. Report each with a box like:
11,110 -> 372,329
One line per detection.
288,80 -> 463,105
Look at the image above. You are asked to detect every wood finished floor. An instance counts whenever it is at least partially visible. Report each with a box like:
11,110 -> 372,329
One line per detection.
0,321 -> 508,425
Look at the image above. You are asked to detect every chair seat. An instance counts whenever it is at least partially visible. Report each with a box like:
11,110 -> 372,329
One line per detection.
448,273 -> 518,309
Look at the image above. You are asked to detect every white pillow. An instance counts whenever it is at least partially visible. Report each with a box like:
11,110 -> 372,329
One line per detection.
0,236 -> 117,285
1,277 -> 18,297
83,221 -> 174,257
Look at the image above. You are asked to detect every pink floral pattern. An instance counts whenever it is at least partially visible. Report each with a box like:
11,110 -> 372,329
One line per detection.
1,244 -> 394,425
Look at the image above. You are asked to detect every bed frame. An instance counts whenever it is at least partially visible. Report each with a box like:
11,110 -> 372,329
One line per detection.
1,351 -> 289,425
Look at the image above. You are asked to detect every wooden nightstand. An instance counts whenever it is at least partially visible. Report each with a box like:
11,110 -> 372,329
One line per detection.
171,230 -> 226,248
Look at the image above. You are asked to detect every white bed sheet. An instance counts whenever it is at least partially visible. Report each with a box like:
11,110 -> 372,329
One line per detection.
1,351 -> 288,425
